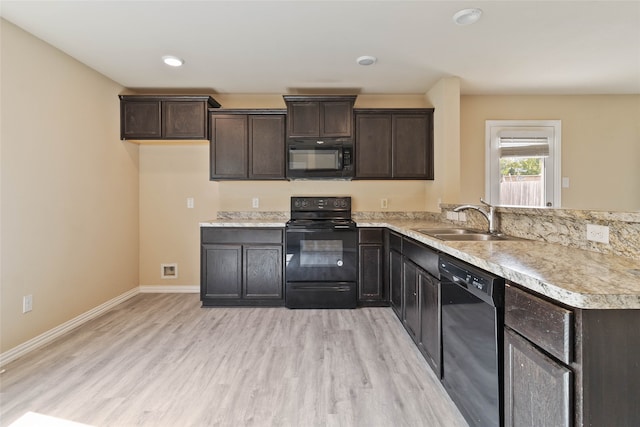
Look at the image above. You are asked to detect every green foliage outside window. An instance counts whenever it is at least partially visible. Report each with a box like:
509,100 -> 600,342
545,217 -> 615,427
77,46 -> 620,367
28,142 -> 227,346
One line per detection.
500,157 -> 542,176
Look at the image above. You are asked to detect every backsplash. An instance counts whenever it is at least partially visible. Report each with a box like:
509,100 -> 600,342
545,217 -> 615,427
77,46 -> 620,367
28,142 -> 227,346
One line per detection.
441,205 -> 640,260
216,208 -> 640,260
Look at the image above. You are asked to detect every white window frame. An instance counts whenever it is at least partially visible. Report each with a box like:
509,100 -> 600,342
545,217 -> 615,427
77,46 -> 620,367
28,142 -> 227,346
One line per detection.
485,120 -> 562,208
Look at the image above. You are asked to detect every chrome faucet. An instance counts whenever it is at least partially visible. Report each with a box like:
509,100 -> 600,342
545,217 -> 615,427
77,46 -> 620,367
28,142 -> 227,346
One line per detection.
453,198 -> 498,234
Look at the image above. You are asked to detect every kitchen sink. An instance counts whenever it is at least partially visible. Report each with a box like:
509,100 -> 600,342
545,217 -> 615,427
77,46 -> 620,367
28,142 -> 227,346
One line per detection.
413,228 -> 520,241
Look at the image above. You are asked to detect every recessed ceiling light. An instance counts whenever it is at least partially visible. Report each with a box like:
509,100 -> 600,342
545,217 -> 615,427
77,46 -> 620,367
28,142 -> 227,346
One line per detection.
356,55 -> 377,66
452,8 -> 483,26
162,55 -> 184,67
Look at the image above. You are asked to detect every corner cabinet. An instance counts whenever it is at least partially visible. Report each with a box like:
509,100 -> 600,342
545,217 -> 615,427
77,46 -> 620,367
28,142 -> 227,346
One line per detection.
354,109 -> 434,179
209,110 -> 286,180
119,95 -> 220,140
201,227 -> 284,306
283,95 -> 356,138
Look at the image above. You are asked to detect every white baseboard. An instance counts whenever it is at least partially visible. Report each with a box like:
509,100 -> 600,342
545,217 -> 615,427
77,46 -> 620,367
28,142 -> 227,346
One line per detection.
0,287 -> 140,368
0,285 -> 201,368
139,285 -> 199,293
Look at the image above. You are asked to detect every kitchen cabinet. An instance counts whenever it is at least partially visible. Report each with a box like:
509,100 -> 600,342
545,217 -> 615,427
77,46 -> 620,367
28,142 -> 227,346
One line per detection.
283,95 -> 356,138
358,228 -> 386,306
402,258 -> 421,341
209,110 -> 286,180
402,237 -> 441,374
201,228 -> 284,306
386,230 -> 403,318
354,109 -> 434,179
505,282 -> 640,427
418,270 -> 440,375
119,95 -> 220,140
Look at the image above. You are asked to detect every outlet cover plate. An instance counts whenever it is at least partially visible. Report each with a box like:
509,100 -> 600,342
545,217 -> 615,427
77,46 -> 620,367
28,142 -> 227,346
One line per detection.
586,224 -> 610,244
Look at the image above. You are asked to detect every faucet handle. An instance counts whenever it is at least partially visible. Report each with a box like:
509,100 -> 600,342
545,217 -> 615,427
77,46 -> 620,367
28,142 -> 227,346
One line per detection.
480,198 -> 492,208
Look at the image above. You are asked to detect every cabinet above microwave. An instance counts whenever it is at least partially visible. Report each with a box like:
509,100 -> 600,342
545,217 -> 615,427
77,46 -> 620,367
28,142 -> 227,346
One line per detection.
283,95 -> 356,139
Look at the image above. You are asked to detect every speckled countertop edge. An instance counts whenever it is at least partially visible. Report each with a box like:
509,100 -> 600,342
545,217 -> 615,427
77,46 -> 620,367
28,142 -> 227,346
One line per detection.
200,218 -> 640,309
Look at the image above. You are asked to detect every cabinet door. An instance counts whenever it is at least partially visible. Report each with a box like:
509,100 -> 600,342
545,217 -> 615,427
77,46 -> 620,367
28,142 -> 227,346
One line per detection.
121,100 -> 162,139
320,100 -> 353,137
504,328 -> 572,427
419,272 -> 441,375
403,259 -> 420,342
392,114 -> 433,179
355,114 -> 392,178
287,101 -> 320,137
244,245 -> 283,299
210,114 -> 248,179
389,249 -> 403,318
201,244 -> 242,299
358,244 -> 384,302
163,101 -> 207,139
249,115 -> 285,179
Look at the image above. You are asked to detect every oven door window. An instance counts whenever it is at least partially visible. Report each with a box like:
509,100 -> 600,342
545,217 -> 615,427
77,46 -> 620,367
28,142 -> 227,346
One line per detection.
300,240 -> 343,267
289,148 -> 340,171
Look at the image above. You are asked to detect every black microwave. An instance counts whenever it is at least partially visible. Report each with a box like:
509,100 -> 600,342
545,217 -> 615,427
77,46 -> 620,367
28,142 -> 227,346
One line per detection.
286,138 -> 354,180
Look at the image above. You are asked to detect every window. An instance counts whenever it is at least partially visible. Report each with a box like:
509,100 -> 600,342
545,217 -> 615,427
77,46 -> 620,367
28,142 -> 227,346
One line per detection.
486,120 -> 561,207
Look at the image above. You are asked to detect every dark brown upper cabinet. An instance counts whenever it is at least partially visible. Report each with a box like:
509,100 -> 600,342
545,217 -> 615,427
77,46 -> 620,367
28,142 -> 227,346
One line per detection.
283,95 -> 356,138
119,95 -> 220,141
209,110 -> 286,180
355,109 -> 434,180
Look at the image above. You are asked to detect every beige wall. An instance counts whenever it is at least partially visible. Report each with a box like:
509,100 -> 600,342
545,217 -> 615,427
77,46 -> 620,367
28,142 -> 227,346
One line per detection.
0,20 -> 139,352
460,95 -> 640,211
138,94 -> 436,287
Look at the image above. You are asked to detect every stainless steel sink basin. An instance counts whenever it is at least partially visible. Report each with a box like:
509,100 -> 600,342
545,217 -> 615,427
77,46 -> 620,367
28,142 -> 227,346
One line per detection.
413,228 -> 477,235
413,228 -> 520,241
431,233 -> 516,241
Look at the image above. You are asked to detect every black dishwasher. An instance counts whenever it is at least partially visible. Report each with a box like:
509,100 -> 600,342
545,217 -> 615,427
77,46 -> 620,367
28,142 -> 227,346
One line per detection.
439,255 -> 505,427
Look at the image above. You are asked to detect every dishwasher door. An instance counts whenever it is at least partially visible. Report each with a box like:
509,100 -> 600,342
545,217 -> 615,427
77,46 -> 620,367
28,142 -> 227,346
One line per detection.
440,256 -> 504,427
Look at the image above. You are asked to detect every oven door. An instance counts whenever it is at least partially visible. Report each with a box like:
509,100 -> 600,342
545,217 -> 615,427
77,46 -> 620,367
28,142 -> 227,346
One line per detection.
285,228 -> 357,283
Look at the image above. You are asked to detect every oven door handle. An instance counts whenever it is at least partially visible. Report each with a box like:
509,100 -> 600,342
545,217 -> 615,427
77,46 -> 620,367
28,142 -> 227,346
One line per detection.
289,284 -> 353,292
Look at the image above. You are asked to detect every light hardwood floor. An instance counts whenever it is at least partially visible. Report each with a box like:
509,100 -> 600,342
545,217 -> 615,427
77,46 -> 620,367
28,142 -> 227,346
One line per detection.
1,294 -> 468,427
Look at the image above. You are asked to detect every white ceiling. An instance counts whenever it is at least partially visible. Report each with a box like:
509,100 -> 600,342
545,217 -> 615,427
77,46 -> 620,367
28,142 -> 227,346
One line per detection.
2,0 -> 639,95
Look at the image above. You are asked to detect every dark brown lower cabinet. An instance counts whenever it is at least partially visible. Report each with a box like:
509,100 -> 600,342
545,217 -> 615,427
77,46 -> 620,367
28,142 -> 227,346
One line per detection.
506,282 -> 640,427
418,271 -> 440,375
201,228 -> 284,306
387,231 -> 403,318
358,228 -> 386,306
402,259 -> 420,341
504,328 -> 572,427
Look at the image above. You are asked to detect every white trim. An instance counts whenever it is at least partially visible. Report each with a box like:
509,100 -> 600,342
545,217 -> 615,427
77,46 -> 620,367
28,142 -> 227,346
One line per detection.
485,120 -> 562,208
0,286 -> 201,367
139,285 -> 199,293
0,287 -> 139,368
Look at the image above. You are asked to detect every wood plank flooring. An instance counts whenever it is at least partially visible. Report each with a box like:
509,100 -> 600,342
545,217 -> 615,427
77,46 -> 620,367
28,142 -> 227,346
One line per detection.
1,294 -> 468,427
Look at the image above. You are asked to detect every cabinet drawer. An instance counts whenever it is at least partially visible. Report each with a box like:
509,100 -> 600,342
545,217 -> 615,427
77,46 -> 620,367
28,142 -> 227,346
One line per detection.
201,228 -> 283,244
402,238 -> 439,278
359,228 -> 383,244
505,284 -> 573,364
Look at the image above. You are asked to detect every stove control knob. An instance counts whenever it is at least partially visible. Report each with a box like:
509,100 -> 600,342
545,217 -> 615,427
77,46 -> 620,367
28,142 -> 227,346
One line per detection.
337,260 -> 343,267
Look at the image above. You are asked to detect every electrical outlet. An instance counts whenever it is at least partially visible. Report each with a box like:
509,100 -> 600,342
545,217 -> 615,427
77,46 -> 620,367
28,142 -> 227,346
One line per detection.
23,295 -> 33,313
458,212 -> 467,222
381,198 -> 388,209
252,197 -> 259,208
586,224 -> 609,244
446,211 -> 459,221
187,197 -> 194,209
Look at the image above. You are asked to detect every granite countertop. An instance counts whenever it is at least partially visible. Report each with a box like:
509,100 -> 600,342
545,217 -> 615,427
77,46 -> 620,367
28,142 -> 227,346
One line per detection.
200,218 -> 640,310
